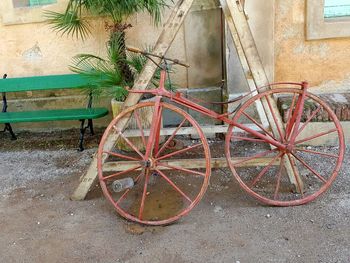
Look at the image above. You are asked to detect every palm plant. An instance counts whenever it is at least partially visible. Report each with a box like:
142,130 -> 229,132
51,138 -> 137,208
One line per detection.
45,0 -> 169,101
70,37 -> 168,101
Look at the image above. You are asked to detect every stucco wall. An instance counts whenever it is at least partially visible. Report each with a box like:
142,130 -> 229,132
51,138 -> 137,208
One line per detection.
0,20 -> 108,78
0,0 -> 223,130
0,0 -> 222,86
275,0 -> 350,92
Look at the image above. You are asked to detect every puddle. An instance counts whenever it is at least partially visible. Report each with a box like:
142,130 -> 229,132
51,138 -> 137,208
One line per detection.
128,182 -> 185,221
106,171 -> 205,222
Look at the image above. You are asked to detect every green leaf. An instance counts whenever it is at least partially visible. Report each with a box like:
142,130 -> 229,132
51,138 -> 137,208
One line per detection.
44,9 -> 91,39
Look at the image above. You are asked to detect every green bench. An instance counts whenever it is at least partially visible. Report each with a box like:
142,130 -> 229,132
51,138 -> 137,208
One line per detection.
0,73 -> 109,151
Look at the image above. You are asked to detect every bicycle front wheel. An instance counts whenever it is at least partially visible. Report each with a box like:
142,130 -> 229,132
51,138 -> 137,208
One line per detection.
225,88 -> 345,206
98,102 -> 211,225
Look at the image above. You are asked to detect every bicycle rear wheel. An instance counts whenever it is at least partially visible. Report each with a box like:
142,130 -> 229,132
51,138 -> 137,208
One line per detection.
98,102 -> 211,225
225,88 -> 345,206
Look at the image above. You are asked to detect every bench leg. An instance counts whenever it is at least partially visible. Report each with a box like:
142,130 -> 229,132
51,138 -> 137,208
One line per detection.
2,123 -> 17,140
88,119 -> 94,135
78,119 -> 96,152
78,119 -> 86,152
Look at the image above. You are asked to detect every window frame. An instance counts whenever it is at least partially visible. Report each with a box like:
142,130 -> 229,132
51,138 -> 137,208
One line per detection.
29,0 -> 58,7
0,0 -> 65,25
307,0 -> 350,40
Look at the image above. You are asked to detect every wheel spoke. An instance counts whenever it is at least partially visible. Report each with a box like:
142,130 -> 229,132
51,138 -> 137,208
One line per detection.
287,94 -> 305,141
104,151 -> 141,161
102,165 -> 142,181
138,169 -> 150,220
265,95 -> 285,142
251,153 -> 283,187
156,118 -> 187,158
157,162 -> 206,177
241,111 -> 277,141
153,106 -> 164,156
295,148 -> 339,158
233,148 -> 277,166
156,169 -> 193,203
274,155 -> 285,200
157,143 -> 203,161
296,105 -> 322,138
285,93 -> 298,139
133,109 -> 147,148
295,129 -> 337,145
115,172 -> 144,205
115,189 -> 131,205
291,152 -> 328,184
113,127 -> 145,159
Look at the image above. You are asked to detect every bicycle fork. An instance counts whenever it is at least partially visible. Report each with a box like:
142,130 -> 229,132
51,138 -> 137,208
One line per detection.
137,96 -> 162,219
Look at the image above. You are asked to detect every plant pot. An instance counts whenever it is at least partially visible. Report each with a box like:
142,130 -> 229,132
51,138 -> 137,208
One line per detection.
111,97 -> 164,152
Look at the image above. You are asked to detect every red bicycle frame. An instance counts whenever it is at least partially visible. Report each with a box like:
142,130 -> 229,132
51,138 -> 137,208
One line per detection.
130,70 -> 308,155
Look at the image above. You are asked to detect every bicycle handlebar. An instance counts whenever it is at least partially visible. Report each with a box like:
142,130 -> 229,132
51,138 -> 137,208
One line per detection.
126,46 -> 190,68
126,46 -> 144,54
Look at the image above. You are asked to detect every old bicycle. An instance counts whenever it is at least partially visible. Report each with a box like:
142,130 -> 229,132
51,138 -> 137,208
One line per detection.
97,48 -> 345,225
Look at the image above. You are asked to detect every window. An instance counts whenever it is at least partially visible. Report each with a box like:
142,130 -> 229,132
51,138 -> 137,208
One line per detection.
324,0 -> 350,18
1,0 -> 63,25
307,0 -> 350,40
13,0 -> 57,8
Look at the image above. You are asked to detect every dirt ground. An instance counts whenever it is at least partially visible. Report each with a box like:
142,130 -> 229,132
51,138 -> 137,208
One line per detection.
0,129 -> 349,263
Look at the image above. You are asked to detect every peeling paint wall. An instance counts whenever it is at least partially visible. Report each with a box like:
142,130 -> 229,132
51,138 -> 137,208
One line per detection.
275,0 -> 350,92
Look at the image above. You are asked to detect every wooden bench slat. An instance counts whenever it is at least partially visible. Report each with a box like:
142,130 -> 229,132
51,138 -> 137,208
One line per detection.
0,74 -> 102,93
0,108 -> 108,123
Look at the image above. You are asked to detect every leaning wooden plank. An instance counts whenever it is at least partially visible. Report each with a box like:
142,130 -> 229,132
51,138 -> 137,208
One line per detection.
103,157 -> 279,172
222,1 -> 268,128
71,0 -> 196,201
120,123 -> 264,137
220,0 -> 302,190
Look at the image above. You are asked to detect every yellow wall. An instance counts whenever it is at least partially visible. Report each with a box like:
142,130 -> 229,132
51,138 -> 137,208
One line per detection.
0,20 -> 108,78
0,4 -> 175,79
2,1 -> 349,90
0,1 -> 223,130
0,1 -> 222,89
275,0 -> 350,92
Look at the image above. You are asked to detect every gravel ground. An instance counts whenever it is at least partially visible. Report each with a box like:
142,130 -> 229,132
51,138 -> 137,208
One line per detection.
0,149 -> 96,195
0,131 -> 349,263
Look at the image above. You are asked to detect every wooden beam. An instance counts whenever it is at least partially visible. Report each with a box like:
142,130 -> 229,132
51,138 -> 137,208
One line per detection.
71,0 -> 196,201
103,157 -> 279,172
222,1 -> 268,128
220,0 -> 303,190
116,124 -> 264,138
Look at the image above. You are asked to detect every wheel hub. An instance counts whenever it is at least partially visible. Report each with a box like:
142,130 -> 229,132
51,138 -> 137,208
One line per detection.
285,144 -> 294,154
141,158 -> 157,169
